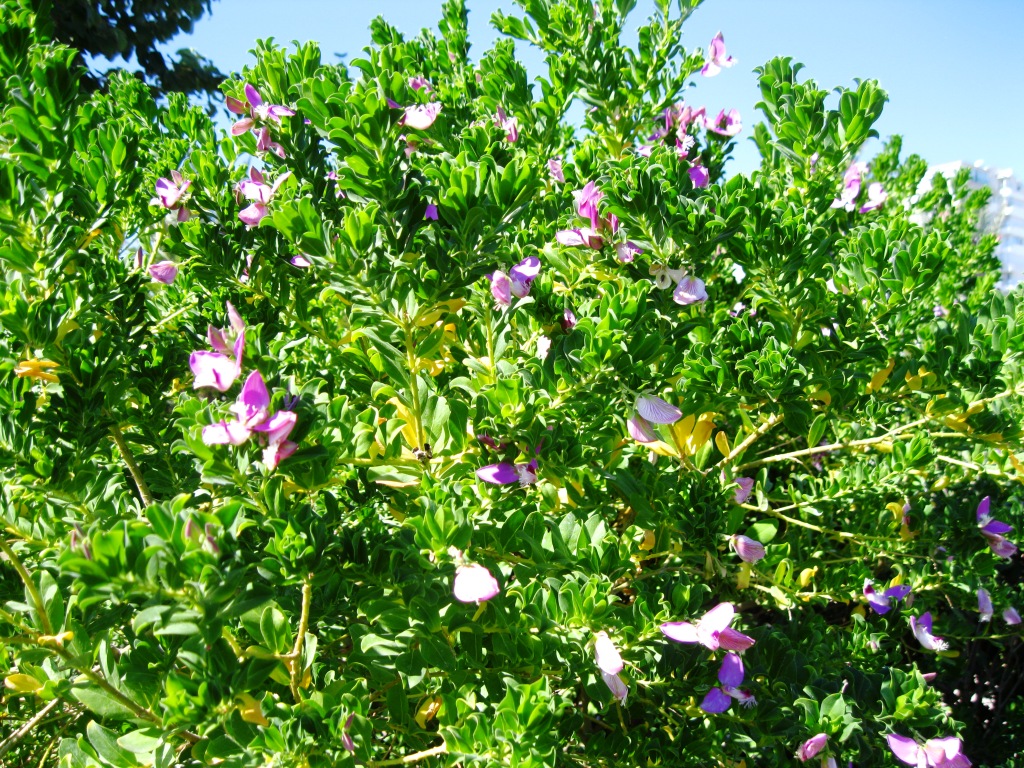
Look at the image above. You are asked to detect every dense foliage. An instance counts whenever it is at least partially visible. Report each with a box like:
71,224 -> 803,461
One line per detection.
1,0 -> 1022,765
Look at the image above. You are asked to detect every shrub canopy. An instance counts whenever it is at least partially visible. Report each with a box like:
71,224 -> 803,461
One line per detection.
0,0 -> 1022,766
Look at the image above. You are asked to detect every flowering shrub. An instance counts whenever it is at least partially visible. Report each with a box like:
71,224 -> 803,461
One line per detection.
1,0 -> 1022,766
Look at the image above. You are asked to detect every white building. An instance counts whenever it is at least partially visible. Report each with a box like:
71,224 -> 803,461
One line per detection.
917,161 -> 1024,289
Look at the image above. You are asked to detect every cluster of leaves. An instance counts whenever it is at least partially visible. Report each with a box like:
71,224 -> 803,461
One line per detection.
0,0 -> 1022,766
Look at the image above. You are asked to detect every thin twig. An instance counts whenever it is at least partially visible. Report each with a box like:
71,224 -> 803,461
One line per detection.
108,423 -> 154,507
0,698 -> 61,760
715,413 -> 784,469
367,743 -> 447,767
288,578 -> 314,702
0,538 -> 53,636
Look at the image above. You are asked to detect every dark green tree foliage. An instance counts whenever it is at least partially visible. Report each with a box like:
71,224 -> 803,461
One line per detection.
43,0 -> 223,101
0,0 -> 1022,766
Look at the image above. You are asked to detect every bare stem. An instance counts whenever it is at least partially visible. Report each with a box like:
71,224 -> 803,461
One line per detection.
735,417 -> 929,472
716,413 -> 784,469
288,578 -> 314,703
109,423 -> 154,507
367,744 -> 448,767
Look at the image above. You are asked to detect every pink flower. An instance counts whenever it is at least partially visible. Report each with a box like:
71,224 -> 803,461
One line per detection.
830,163 -> 866,211
1005,607 -> 1022,625
574,181 -> 604,229
453,563 -> 500,602
733,477 -> 755,504
601,671 -> 629,704
388,99 -> 442,130
255,127 -> 285,158
408,75 -> 432,92
909,612 -> 948,652
190,332 -> 244,392
227,83 -> 296,135
208,302 -> 245,355
688,164 -> 710,188
730,535 -> 765,563
887,734 -> 971,768
705,108 -> 741,137
977,588 -> 993,622
549,157 -> 565,183
859,182 -> 887,213
494,106 -> 519,142
798,734 -> 828,762
488,271 -> 512,307
627,414 -> 659,443
593,631 -> 623,674
701,32 -> 736,77
673,275 -> 708,305
556,228 -> 604,249
236,167 -> 291,228
661,602 -> 755,652
148,261 -> 178,284
155,170 -> 191,211
863,579 -> 912,615
509,256 -> 541,298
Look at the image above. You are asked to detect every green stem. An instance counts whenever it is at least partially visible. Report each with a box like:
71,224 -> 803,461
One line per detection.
0,537 -> 53,635
287,578 -> 313,703
109,423 -> 154,507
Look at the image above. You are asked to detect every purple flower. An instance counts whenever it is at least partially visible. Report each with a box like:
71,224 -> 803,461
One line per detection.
476,459 -> 538,487
190,332 -> 244,392
1005,607 -> 1022,625
230,371 -> 271,429
227,83 -> 295,135
701,31 -> 736,77
494,106 -> 519,143
627,414 -> 659,443
487,270 -> 512,308
291,255 -> 311,268
509,256 -> 541,298
548,157 -> 565,183
730,535 -> 765,563
661,602 -> 755,652
977,588 -> 993,622
615,241 -> 642,263
424,203 -> 439,221
704,109 -> 741,137
453,563 -> 500,603
909,612 -> 948,652
676,133 -> 696,159
700,653 -> 751,713
733,477 -> 755,504
635,394 -> 682,424
408,75 -> 432,92
673,275 -> 708,305
977,496 -> 1017,558
859,182 -> 887,213
688,164 -> 710,188
561,308 -> 577,332
830,163 -> 866,211
863,579 -> 912,615
341,714 -> 356,753
700,687 -> 732,713
798,734 -> 828,762
148,260 -> 178,284
934,305 -> 948,318
593,630 -> 623,674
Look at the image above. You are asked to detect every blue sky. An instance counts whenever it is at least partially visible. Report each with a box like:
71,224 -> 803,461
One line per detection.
156,0 -> 1024,176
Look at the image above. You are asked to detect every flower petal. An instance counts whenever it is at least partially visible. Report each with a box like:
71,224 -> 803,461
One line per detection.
887,734 -> 924,767
453,563 -> 500,602
699,687 -> 731,714
476,462 -> 520,484
594,631 -> 624,674
659,621 -> 698,644
635,394 -> 682,424
717,652 -> 744,688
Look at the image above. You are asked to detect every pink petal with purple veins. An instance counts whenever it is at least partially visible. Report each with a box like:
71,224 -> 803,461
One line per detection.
734,477 -> 755,504
231,118 -> 255,136
659,621 -> 698,644
635,394 -> 682,424
628,414 -> 659,443
887,734 -> 924,767
148,261 -> 178,284
717,627 -> 755,652
601,671 -> 629,704
226,96 -> 247,115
